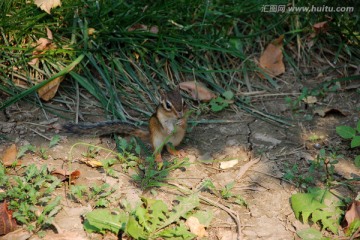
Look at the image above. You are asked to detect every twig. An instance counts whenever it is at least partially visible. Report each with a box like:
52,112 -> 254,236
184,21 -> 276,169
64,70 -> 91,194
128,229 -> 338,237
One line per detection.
75,80 -> 80,124
29,129 -> 52,141
199,194 -> 243,240
236,157 -> 260,180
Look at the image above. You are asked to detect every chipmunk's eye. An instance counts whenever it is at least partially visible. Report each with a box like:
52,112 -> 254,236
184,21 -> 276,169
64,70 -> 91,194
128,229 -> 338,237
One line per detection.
164,100 -> 172,110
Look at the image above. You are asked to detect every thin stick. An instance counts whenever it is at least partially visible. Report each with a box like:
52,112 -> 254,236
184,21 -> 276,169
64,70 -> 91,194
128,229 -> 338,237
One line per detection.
29,129 -> 52,141
75,80 -> 80,124
236,157 -> 260,180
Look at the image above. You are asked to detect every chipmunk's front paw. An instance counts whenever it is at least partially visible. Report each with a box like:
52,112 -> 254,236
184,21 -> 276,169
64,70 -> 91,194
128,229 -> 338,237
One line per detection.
176,119 -> 186,127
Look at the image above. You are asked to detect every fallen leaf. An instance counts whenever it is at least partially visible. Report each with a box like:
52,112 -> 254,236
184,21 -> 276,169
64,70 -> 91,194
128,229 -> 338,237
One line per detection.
51,169 -> 80,184
39,231 -> 87,240
149,26 -> 159,34
37,76 -> 64,101
28,37 -> 53,65
220,159 -> 239,169
88,28 -> 96,35
343,201 -> 360,234
128,23 -> 148,31
179,81 -> 216,102
0,201 -> 18,235
303,96 -> 317,104
185,216 -> 208,238
313,107 -> 349,117
46,27 -> 53,40
1,228 -> 31,240
78,158 -> 103,168
258,35 -> 285,78
128,24 -> 159,34
2,144 -> 18,166
34,0 -> 62,14
313,21 -> 328,34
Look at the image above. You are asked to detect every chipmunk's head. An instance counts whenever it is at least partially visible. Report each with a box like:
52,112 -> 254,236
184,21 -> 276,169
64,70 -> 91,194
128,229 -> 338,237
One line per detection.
159,87 -> 186,119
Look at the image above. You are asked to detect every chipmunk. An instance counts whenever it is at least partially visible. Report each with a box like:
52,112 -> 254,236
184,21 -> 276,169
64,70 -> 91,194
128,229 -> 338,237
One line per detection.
63,88 -> 188,162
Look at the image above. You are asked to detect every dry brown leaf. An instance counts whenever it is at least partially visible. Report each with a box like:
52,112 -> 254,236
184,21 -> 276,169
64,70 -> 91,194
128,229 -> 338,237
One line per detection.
85,160 -> 103,168
343,201 -> 360,234
313,21 -> 328,34
1,228 -> 31,240
46,27 -> 53,40
128,24 -> 159,34
185,216 -> 208,238
37,76 -> 64,101
34,0 -> 62,14
28,37 -> 53,66
2,144 -> 18,167
51,169 -> 81,184
149,26 -> 159,34
179,81 -> 216,102
258,35 -> 285,78
303,96 -> 317,104
0,201 -> 18,235
313,107 -> 349,117
88,28 -> 96,35
40,231 -> 87,240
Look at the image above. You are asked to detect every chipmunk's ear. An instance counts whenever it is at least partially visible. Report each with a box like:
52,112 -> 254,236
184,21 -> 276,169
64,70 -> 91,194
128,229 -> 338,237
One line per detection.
159,89 -> 166,101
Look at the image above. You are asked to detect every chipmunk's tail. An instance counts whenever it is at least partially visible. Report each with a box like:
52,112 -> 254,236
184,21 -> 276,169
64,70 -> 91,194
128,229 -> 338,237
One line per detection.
62,121 -> 149,140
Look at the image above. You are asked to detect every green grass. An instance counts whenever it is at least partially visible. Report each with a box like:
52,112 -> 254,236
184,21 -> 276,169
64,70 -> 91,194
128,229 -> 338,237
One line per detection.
0,0 -> 359,124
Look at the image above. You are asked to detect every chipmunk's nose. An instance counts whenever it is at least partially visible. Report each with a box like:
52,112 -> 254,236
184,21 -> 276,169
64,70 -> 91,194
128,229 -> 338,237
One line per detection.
177,111 -> 183,118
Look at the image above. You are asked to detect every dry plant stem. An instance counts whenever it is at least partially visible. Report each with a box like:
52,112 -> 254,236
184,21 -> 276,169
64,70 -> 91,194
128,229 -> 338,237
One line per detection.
169,182 -> 243,240
29,128 -> 52,141
236,157 -> 260,180
75,80 -> 80,124
199,194 -> 242,240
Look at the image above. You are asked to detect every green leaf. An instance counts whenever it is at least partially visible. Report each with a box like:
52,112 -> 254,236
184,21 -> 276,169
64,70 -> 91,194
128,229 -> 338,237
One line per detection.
351,136 -> 360,148
291,188 -> 343,234
336,126 -> 356,139
84,209 -> 128,234
126,215 -> 148,239
346,219 -> 360,236
190,211 -> 213,227
357,121 -> 360,133
222,90 -> 234,100
354,155 -> 360,168
296,228 -> 323,240
158,194 -> 200,229
49,135 -> 60,148
312,209 -> 338,234
17,144 -> 36,159
158,224 -> 196,239
291,192 -> 326,223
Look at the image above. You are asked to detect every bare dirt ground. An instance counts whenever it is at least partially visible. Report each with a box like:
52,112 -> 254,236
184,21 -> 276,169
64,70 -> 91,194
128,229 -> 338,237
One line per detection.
1,81 -> 359,240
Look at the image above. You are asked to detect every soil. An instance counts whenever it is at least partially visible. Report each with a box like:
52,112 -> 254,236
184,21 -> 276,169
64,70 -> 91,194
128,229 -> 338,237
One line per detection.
1,81 -> 360,240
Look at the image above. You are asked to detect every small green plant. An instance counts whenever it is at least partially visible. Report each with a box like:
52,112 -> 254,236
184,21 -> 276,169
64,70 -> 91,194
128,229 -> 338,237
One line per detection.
209,90 -> 234,112
115,137 -> 142,169
336,121 -> 360,167
82,146 -> 100,158
38,147 -> 49,160
70,183 -> 114,207
291,187 -> 344,235
0,164 -> 62,232
49,135 -> 61,148
132,157 -> 189,190
200,179 -> 246,206
83,194 -> 203,239
283,149 -> 341,188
